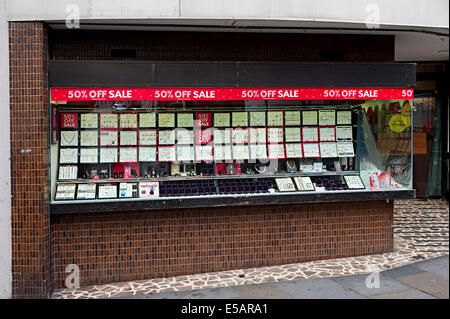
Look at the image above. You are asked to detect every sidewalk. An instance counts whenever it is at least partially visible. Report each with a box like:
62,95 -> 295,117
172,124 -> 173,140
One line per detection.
119,255 -> 449,299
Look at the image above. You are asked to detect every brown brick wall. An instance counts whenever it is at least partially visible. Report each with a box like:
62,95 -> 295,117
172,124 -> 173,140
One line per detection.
9,22 -> 50,299
51,200 -> 393,289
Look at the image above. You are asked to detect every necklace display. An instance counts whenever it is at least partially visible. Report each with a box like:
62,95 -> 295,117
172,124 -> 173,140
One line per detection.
60,149 -> 78,163
61,131 -> 78,146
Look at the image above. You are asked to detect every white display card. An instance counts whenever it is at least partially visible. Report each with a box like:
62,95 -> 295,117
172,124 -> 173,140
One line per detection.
139,130 -> 157,145
249,128 -> 266,144
302,143 -> 321,158
158,130 -> 176,145
55,184 -> 76,200
319,127 -> 336,142
139,182 -> 159,198
275,178 -> 296,192
60,131 -> 78,147
294,177 -> 315,191
319,142 -> 338,158
139,113 -> 156,128
249,144 -> 268,160
214,145 -> 232,161
158,146 -> 176,162
337,142 -> 355,157
268,144 -> 285,159
336,126 -> 353,141
344,175 -> 366,189
177,129 -> 194,144
119,113 -> 138,129
100,130 -> 118,146
77,184 -> 96,200
302,111 -> 318,125
177,113 -> 194,127
232,112 -> 248,127
58,165 -> 78,180
176,145 -> 194,162
214,113 -> 230,127
267,111 -> 283,126
213,129 -> 231,144
139,147 -> 157,162
285,143 -> 303,158
319,110 -> 336,126
100,113 -> 118,129
232,145 -> 250,160
285,127 -> 301,142
100,147 -> 118,163
158,113 -> 175,128
119,183 -> 136,198
267,127 -> 284,143
302,127 -> 319,142
80,148 -> 98,163
59,148 -> 78,164
232,129 -> 249,144
284,111 -> 301,126
120,131 -> 137,146
195,145 -> 214,161
249,112 -> 266,127
79,131 -> 98,146
337,111 -> 352,125
119,147 -> 138,162
98,185 -> 117,199
80,113 -> 98,128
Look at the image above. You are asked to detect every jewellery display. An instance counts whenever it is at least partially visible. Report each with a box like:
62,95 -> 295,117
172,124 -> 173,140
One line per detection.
55,184 -> 76,200
177,113 -> 194,127
249,144 -> 268,160
213,113 -> 230,127
100,113 -> 118,129
336,126 -> 353,141
177,129 -> 194,144
195,112 -> 212,127
319,127 -> 336,142
100,130 -> 119,146
267,127 -> 284,143
303,143 -> 321,158
275,178 -> 296,192
249,128 -> 266,144
213,129 -> 231,144
254,164 -> 268,174
344,175 -> 366,189
267,111 -> 283,126
98,184 -> 117,199
195,145 -> 214,162
158,146 -> 176,162
302,127 -> 319,142
80,130 -> 99,146
250,112 -> 266,127
139,130 -> 157,146
196,129 -> 213,144
232,145 -> 250,160
176,145 -> 194,162
120,113 -> 138,129
319,142 -> 338,158
60,113 -> 78,129
139,113 -> 156,128
294,177 -> 315,191
268,144 -> 285,159
76,184 -> 97,200
58,165 -> 78,180
80,113 -> 98,129
226,163 -> 237,175
284,111 -> 301,126
100,148 -> 118,163
337,111 -> 352,125
232,112 -> 248,127
80,148 -> 98,163
119,147 -> 138,163
285,143 -> 303,158
214,145 -> 232,161
285,127 -> 301,142
319,110 -> 336,126
302,111 -> 318,125
119,183 -> 138,198
139,147 -> 157,162
232,128 -> 249,144
158,113 -> 175,128
139,182 -> 159,198
120,131 -> 137,146
286,160 -> 297,173
158,130 -> 176,145
337,142 -> 355,157
59,148 -> 78,164
60,131 -> 78,147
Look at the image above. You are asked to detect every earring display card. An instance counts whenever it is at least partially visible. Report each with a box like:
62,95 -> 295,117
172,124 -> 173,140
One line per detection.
177,113 -> 194,127
249,128 -> 266,144
80,113 -> 98,129
232,128 -> 249,144
120,131 -> 138,146
337,111 -> 352,125
159,130 -> 176,145
139,182 -> 159,198
196,129 -> 213,144
139,130 -> 157,146
319,110 -> 336,126
119,183 -> 138,198
250,144 -> 268,160
344,175 -> 366,189
319,127 -> 336,142
195,112 -> 212,127
77,183 -> 97,199
55,184 -> 76,200
319,142 -> 338,158
268,144 -> 286,159
158,113 -> 175,128
337,142 -> 355,157
336,126 -> 353,141
285,127 -> 301,142
60,113 -> 78,129
80,148 -> 98,163
98,184 -> 117,199
303,143 -> 321,158
139,147 -> 157,162
214,145 -> 232,161
284,111 -> 301,126
267,127 -> 284,143
100,113 -> 118,129
232,144 -> 250,160
214,113 -> 230,127
267,111 -> 283,126
302,111 -> 318,125
232,112 -> 248,127
285,143 -> 303,158
120,113 -> 138,129
119,147 -> 138,163
302,127 -> 319,142
58,165 -> 78,180
158,146 -> 176,162
195,145 -> 214,161
294,176 -> 315,191
59,148 -> 78,164
100,147 -> 118,163
176,145 -> 194,162
60,131 -> 78,147
80,130 -> 99,146
177,129 -> 194,144
100,130 -> 119,146
139,113 -> 156,128
214,129 -> 231,144
250,112 -> 266,127
275,178 -> 296,192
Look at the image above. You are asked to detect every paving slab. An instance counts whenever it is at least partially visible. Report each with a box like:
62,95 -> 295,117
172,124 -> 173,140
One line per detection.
231,283 -> 293,299
413,255 -> 449,279
396,272 -> 449,299
367,288 -> 436,299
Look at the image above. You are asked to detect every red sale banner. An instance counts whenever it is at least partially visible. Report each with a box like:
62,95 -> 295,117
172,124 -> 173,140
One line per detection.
51,88 -> 414,101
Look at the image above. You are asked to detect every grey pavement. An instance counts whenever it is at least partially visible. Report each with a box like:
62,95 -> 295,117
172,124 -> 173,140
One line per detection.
118,255 -> 449,299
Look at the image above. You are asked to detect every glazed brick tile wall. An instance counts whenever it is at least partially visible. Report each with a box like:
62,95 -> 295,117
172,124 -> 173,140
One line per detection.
9,22 -> 50,298
51,200 -> 393,289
